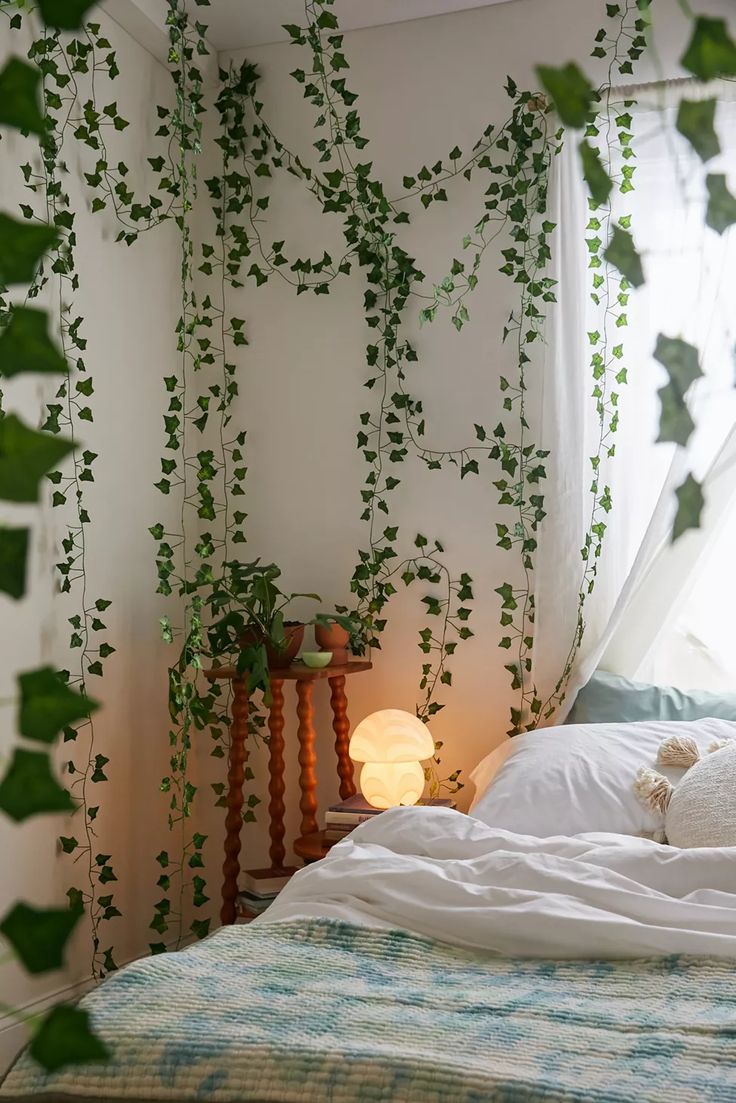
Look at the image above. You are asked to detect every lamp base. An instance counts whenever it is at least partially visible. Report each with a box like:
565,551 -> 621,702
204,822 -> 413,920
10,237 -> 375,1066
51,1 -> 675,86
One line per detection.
359,760 -> 425,810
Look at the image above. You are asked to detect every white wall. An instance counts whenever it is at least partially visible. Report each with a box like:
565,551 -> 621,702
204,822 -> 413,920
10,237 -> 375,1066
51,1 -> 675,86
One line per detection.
216,0 -> 735,868
0,12 -> 181,1067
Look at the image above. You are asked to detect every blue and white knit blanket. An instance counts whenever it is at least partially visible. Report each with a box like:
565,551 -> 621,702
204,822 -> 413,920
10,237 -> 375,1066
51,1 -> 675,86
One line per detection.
2,918 -> 735,1102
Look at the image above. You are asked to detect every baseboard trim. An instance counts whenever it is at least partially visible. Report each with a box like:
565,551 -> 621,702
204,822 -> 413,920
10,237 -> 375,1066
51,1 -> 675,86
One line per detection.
0,974 -> 92,1075
0,934 -> 194,1074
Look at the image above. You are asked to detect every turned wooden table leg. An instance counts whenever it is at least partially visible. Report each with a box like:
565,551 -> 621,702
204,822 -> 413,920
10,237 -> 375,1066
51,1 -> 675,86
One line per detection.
267,677 -> 286,870
296,679 -> 319,837
329,674 -> 356,800
221,678 -> 248,925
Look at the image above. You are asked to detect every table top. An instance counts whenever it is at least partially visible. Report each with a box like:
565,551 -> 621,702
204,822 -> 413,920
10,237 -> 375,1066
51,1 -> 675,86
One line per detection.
205,660 -> 373,682
293,831 -> 335,862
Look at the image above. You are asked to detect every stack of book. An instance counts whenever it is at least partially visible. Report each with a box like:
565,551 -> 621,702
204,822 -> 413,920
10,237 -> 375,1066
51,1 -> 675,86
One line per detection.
237,866 -> 295,916
324,794 -> 455,841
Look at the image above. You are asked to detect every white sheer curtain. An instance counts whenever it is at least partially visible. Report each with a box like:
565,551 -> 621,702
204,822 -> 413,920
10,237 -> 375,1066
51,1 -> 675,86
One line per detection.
531,82 -> 736,722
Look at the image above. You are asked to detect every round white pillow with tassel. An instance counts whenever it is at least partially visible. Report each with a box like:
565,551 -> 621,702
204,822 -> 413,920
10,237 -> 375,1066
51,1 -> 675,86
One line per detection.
634,734 -> 736,848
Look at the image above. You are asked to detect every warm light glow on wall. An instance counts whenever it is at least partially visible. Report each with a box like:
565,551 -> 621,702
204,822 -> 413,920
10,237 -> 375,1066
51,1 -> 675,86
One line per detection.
349,709 -> 434,809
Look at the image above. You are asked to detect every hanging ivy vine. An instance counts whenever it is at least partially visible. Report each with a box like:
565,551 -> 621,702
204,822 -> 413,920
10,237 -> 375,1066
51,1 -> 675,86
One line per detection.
534,4 -> 644,725
0,0 -> 110,1070
147,0 -> 215,952
211,0 -> 657,741
22,15 -> 122,979
201,15 -> 480,795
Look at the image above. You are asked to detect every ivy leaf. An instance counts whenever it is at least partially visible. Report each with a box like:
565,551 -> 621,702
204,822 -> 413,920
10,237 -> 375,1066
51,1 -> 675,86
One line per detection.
18,666 -> 97,744
316,10 -> 338,30
0,902 -> 80,974
0,307 -> 69,379
37,0 -> 100,30
495,582 -> 518,611
0,748 -> 75,822
579,139 -> 613,205
676,99 -> 720,162
653,334 -> 701,392
30,1005 -> 109,1072
191,918 -> 210,940
0,58 -> 45,135
604,224 -> 644,287
0,414 -> 73,503
672,474 -> 704,541
653,335 -> 702,447
656,383 -> 695,446
0,525 -> 30,599
681,17 -> 736,82
0,213 -> 57,286
536,62 -> 595,128
705,174 -> 736,235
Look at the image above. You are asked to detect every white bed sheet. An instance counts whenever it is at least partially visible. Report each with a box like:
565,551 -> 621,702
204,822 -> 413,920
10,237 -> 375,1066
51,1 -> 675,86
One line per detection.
258,806 -> 736,958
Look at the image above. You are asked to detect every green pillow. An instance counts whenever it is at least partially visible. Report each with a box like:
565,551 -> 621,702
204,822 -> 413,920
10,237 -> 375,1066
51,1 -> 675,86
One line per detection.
566,670 -> 736,725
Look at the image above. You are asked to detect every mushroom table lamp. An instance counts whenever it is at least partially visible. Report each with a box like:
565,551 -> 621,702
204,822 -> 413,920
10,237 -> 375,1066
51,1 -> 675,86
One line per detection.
349,709 -> 434,809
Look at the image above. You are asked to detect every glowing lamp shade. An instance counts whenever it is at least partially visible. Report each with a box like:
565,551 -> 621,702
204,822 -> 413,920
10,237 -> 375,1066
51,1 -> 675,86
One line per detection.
349,709 -> 434,809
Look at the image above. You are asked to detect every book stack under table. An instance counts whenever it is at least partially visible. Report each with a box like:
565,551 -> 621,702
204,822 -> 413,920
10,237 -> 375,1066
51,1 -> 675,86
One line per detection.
237,867 -> 295,920
324,794 -> 455,841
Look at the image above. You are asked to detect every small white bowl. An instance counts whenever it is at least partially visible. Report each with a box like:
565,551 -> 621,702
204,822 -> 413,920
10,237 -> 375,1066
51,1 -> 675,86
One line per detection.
301,651 -> 332,669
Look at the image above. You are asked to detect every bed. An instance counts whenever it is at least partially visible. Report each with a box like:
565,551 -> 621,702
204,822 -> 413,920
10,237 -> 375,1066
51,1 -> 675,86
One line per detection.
3,718 -> 736,1102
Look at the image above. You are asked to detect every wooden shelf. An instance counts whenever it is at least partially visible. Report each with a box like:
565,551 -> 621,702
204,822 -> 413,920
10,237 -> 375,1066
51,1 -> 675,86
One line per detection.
208,661 -> 372,924
236,903 -> 260,921
294,830 -> 336,863
206,660 -> 372,682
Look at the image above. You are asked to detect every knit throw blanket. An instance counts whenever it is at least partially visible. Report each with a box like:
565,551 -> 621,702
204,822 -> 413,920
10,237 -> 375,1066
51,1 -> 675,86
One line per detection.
2,919 -> 735,1102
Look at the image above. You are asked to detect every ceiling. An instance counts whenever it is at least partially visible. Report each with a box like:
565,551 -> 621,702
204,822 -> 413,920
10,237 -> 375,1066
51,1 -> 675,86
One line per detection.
200,0 -> 519,53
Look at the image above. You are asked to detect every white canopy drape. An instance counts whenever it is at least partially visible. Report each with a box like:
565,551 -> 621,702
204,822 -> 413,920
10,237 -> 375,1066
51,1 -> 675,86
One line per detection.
531,82 -> 736,721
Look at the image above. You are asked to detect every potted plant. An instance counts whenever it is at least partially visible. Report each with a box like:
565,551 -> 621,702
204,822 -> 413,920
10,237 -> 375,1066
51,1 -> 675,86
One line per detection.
203,560 -> 320,692
313,609 -> 369,665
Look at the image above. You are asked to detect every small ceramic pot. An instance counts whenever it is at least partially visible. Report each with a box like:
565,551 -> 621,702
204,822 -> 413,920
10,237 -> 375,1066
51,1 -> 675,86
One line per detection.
267,622 -> 305,669
314,623 -> 349,666
240,623 -> 305,670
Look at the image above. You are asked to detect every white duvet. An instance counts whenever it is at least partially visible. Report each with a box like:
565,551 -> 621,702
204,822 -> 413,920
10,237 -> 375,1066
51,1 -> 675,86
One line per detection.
258,806 -> 736,958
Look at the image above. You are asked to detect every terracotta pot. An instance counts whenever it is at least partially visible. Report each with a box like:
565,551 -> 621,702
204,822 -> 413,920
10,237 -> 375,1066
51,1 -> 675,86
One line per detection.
240,622 -> 305,669
315,623 -> 349,666
267,622 -> 305,669
238,626 -> 262,650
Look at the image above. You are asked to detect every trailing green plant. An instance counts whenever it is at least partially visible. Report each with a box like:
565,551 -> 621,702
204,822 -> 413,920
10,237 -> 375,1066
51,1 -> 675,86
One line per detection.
215,0 -> 636,742
207,25 -> 477,794
532,16 -> 641,726
147,0 -> 220,953
312,610 -> 369,655
201,559 -> 320,687
23,12 -> 122,979
0,0 -> 111,1070
418,81 -> 561,735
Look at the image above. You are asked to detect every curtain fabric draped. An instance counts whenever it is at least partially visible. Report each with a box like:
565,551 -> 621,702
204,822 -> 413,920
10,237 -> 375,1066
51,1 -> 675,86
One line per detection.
531,84 -> 736,723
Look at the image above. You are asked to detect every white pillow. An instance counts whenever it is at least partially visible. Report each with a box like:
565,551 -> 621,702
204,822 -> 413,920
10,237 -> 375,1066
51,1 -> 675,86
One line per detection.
469,719 -> 736,838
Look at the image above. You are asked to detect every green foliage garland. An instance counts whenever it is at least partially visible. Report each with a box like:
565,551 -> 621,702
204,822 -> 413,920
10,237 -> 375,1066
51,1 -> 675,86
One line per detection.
148,0 -> 214,951
259,0 -> 647,738
419,83 -> 560,735
206,10 -> 478,794
0,0 -> 110,1069
24,15 -> 121,978
534,6 -> 644,726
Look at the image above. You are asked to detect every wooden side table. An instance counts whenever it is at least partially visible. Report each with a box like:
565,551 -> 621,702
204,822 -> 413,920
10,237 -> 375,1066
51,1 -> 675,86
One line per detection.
205,660 -> 372,924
